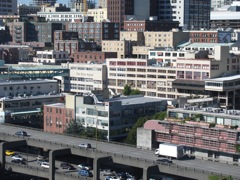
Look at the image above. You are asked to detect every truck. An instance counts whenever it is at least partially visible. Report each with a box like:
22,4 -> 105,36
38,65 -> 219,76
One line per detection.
155,143 -> 184,159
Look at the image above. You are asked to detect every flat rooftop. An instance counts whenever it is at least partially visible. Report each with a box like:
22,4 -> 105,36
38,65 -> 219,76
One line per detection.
0,79 -> 57,85
45,103 -> 65,108
0,94 -> 64,101
206,74 -> 240,81
105,95 -> 172,105
178,42 -> 235,48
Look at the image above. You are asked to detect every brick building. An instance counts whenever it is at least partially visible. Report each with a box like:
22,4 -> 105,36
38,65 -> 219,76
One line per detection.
72,51 -> 117,63
123,20 -> 179,32
54,39 -> 97,55
66,22 -> 120,45
44,103 -> 74,134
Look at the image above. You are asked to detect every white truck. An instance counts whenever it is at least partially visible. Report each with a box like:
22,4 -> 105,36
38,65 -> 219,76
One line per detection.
155,143 -> 184,159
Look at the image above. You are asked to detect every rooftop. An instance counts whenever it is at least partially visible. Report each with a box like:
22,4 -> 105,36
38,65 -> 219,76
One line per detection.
206,74 -> 240,81
105,95 -> 172,105
0,79 -> 57,85
178,42 -> 235,48
45,103 -> 65,108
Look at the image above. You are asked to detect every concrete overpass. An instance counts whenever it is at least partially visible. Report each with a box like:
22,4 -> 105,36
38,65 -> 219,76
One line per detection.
0,124 -> 239,180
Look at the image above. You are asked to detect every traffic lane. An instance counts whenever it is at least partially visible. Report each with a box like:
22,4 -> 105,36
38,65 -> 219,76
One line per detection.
1,124 -> 240,177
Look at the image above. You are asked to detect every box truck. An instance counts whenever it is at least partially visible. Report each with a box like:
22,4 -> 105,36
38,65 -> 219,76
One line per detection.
155,143 -> 184,159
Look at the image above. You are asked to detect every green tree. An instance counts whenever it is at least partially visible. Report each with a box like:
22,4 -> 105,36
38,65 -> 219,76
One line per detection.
130,89 -> 141,95
125,116 -> 152,144
208,175 -> 233,180
64,121 -> 84,135
152,111 -> 167,120
123,84 -> 131,95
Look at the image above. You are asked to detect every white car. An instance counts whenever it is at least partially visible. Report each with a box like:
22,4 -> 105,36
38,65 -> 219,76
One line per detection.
11,155 -> 26,161
41,162 -> 50,169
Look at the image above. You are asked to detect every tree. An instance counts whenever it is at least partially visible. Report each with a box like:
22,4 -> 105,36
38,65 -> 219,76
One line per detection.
123,84 -> 131,95
64,121 -> 84,136
152,111 -> 167,120
125,116 -> 152,145
130,89 -> 141,95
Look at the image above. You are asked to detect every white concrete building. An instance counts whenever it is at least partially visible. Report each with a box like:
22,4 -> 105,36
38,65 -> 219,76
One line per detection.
66,63 -> 107,94
37,11 -> 87,22
33,50 -> 71,65
87,8 -> 107,22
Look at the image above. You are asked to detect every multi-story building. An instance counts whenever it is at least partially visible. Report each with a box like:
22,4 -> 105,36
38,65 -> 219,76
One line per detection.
98,0 -> 107,8
37,11 -> 87,22
18,4 -> 41,16
7,21 -> 63,44
54,30 -> 78,41
143,31 -> 189,48
40,3 -> 70,12
107,0 -> 134,26
211,1 -> 240,29
66,63 -> 108,94
33,50 -> 71,65
107,43 -> 240,100
66,22 -> 120,45
72,51 -> 117,63
74,94 -> 168,141
188,30 -> 233,43
0,79 -> 59,98
123,19 -> 179,32
32,0 -> 57,6
87,8 -> 107,22
156,0 -> 211,30
69,0 -> 95,12
44,95 -> 75,134
0,0 -> 17,15
54,39 -> 97,55
140,118 -> 240,164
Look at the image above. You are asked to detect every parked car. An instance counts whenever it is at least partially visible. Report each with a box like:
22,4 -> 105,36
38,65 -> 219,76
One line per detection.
60,162 -> 75,170
78,169 -> 93,177
41,162 -> 50,169
11,155 -> 26,161
5,150 -> 15,156
78,163 -> 92,170
11,159 -> 26,165
79,143 -> 91,148
15,131 -> 28,137
106,176 -> 120,180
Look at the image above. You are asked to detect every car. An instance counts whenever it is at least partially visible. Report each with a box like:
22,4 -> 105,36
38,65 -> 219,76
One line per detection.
78,169 -> 93,177
107,176 -> 120,180
15,131 -> 28,137
156,158 -> 173,165
79,143 -> 91,148
5,150 -> 15,156
78,163 -> 92,170
60,162 -> 75,170
41,162 -> 50,169
11,159 -> 26,165
11,155 -> 26,161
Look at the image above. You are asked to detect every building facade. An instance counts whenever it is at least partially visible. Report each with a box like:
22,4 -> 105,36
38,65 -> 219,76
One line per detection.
67,63 -> 108,94
141,119 -> 240,164
72,51 -> 117,63
33,50 -> 71,65
0,0 -> 17,15
156,0 -> 211,30
66,22 -> 120,45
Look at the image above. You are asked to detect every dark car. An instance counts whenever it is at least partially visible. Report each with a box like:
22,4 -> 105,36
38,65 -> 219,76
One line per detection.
156,159 -> 173,165
11,159 -> 26,165
15,131 -> 28,137
60,162 -> 75,170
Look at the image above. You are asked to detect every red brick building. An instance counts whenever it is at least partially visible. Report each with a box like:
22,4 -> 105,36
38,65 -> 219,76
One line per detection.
144,120 -> 240,155
72,51 -> 117,63
44,103 -> 74,134
124,20 -> 179,32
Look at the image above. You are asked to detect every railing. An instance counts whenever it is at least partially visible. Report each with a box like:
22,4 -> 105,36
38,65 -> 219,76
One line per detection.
1,124 -> 240,179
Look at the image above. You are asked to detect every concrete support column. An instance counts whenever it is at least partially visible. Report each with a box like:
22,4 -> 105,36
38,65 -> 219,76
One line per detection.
142,165 -> 159,180
0,140 -> 27,170
93,156 -> 112,180
49,148 -> 71,180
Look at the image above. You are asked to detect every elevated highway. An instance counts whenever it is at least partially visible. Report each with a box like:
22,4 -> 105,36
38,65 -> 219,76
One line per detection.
0,124 -> 239,180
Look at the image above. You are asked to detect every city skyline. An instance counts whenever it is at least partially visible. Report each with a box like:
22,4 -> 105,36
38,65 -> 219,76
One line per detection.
19,0 -> 98,5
